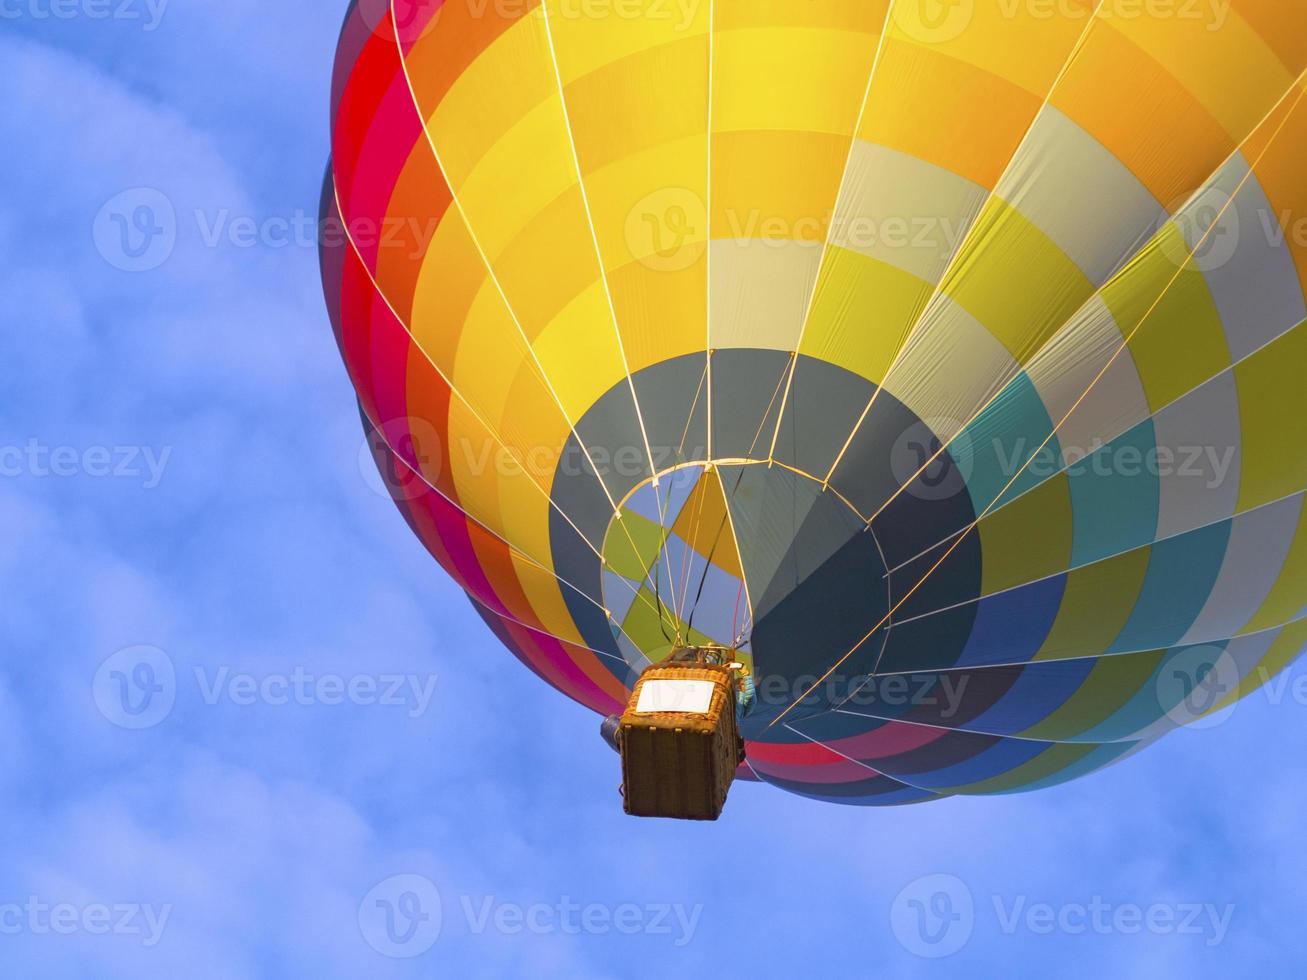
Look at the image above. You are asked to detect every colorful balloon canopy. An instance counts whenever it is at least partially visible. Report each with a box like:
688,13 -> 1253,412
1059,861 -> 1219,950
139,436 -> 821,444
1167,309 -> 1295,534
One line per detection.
321,0 -> 1307,805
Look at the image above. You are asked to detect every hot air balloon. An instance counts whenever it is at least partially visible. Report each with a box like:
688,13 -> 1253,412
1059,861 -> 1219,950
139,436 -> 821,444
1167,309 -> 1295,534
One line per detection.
321,0 -> 1307,807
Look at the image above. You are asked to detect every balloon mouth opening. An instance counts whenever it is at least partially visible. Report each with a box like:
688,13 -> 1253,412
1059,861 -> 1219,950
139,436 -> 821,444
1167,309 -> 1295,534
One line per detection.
551,349 -> 978,734
598,458 -> 892,731
600,461 -> 756,675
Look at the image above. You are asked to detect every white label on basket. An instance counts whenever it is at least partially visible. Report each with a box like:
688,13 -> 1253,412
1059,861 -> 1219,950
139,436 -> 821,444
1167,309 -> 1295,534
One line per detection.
635,679 -> 715,714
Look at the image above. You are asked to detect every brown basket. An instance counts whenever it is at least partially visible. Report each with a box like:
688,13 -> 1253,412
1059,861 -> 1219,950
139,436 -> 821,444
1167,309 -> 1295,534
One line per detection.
618,662 -> 744,820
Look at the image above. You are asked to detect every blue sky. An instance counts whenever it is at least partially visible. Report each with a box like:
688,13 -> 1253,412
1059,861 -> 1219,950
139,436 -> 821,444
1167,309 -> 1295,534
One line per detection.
2,3 -> 1305,976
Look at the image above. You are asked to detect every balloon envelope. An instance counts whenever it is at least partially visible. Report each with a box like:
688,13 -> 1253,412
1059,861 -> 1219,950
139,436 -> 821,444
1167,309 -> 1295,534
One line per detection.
322,0 -> 1307,804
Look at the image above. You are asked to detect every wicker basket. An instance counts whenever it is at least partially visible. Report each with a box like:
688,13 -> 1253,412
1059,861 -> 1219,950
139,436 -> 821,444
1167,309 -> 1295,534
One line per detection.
618,661 -> 744,820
